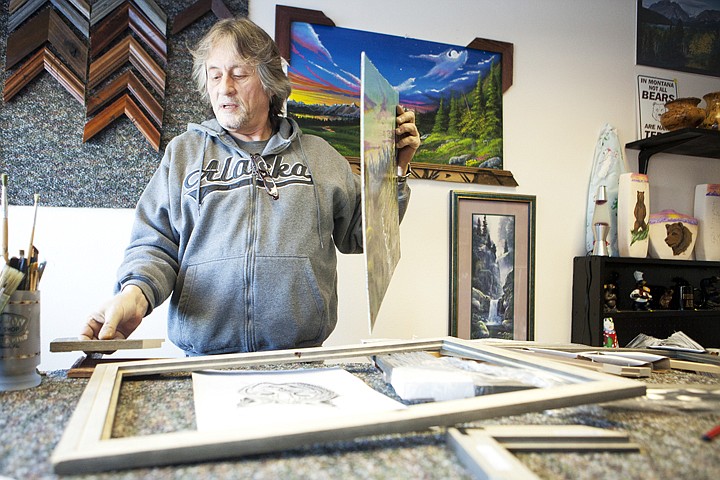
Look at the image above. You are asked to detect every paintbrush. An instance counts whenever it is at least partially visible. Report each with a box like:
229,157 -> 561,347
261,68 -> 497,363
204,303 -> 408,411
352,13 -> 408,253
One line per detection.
1,173 -> 8,263
0,263 -> 25,312
25,194 -> 39,268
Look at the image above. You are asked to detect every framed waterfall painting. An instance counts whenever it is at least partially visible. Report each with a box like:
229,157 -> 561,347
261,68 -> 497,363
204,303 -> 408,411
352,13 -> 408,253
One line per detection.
449,191 -> 536,340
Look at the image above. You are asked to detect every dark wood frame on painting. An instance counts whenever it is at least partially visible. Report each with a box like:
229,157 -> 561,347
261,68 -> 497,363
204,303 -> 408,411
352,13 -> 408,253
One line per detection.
275,6 -> 518,187
449,191 -> 536,341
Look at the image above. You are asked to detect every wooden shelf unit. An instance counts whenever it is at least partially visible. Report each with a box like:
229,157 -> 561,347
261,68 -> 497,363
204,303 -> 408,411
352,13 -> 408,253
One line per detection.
571,256 -> 720,348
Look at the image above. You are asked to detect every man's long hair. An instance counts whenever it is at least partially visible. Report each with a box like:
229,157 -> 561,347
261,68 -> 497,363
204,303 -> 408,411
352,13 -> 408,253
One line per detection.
190,17 -> 291,127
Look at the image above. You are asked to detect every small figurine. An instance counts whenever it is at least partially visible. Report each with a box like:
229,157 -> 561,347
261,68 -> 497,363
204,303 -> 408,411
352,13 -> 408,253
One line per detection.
603,283 -> 618,312
630,270 -> 652,311
701,276 -> 720,310
603,317 -> 618,348
658,288 -> 674,309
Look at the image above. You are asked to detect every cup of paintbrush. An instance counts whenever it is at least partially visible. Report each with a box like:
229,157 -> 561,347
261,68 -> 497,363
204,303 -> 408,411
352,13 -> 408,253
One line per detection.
0,263 -> 25,312
0,287 -> 41,391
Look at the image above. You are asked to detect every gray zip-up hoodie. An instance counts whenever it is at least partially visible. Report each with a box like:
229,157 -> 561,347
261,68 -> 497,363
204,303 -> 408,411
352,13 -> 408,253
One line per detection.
116,117 -> 410,355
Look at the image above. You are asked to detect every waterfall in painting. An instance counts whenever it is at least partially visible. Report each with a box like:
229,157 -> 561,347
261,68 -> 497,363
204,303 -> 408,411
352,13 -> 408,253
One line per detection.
470,214 -> 515,339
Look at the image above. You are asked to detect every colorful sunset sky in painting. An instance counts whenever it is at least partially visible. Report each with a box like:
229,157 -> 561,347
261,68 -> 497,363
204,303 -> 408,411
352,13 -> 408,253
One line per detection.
288,23 -> 501,113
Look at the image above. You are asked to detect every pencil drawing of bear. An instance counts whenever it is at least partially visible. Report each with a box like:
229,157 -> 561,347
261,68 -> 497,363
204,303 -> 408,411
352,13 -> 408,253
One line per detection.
632,190 -> 647,234
665,222 -> 692,255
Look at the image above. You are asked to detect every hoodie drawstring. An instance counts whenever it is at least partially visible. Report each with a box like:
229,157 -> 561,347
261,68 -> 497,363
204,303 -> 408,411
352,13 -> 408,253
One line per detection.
197,135 -> 210,214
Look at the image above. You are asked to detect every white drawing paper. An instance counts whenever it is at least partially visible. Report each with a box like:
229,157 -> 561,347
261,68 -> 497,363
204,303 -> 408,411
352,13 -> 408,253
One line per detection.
192,367 -> 405,432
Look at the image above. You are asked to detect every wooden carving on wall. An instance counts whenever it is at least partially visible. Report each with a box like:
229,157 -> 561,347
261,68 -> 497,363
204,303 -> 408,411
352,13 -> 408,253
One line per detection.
4,6 -> 88,103
171,0 -> 234,34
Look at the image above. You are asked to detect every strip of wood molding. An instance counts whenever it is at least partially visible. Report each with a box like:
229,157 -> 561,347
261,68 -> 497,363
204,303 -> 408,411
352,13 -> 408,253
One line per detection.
8,0 -> 91,37
47,5 -> 89,77
133,0 -> 167,34
669,358 -> 720,375
6,7 -> 88,79
86,70 -> 163,126
9,0 -> 27,14
91,0 -> 167,35
90,1 -> 167,63
8,0 -> 45,31
3,47 -> 85,104
67,0 -> 91,19
171,0 -> 233,34
52,0 -> 92,37
88,35 -> 166,97
50,337 -> 164,352
83,93 -> 161,151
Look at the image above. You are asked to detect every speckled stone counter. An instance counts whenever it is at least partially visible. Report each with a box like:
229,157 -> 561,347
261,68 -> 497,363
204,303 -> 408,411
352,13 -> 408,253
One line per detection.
1,364 -> 719,480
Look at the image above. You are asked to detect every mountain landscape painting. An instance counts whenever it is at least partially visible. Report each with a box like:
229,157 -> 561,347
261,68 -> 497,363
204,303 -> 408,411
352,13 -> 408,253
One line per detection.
470,213 -> 516,339
288,22 -> 504,169
637,0 -> 720,77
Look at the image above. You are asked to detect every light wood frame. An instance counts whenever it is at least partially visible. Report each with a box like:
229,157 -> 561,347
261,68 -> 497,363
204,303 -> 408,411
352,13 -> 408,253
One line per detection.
447,425 -> 639,480
51,337 -> 645,475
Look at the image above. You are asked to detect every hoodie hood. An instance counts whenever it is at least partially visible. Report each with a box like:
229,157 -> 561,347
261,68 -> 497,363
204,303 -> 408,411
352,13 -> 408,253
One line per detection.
187,117 -> 302,157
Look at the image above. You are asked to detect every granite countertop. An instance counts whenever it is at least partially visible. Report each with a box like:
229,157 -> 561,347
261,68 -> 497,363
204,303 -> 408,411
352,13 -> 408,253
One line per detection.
1,364 -> 719,480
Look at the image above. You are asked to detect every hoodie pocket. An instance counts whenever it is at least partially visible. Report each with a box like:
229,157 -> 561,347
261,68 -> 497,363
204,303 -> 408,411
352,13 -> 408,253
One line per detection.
173,256 -> 247,354
252,256 -> 327,350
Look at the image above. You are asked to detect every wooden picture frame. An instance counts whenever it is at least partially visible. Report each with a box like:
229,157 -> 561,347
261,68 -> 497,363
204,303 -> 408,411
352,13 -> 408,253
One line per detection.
450,191 -> 536,340
51,337 -> 645,474
274,6 -> 517,187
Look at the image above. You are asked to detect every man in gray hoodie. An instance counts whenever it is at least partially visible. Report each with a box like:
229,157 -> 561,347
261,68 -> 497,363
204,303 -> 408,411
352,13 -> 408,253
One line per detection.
80,17 -> 420,355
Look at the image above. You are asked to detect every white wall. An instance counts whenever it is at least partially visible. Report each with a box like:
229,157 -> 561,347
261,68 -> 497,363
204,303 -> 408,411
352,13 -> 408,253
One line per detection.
10,0 -> 718,371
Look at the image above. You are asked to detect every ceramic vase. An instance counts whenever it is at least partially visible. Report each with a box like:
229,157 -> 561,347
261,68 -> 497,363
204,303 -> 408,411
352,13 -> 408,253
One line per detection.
694,184 -> 720,261
702,92 -> 720,130
660,97 -> 705,131
648,210 -> 698,260
617,173 -> 650,258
